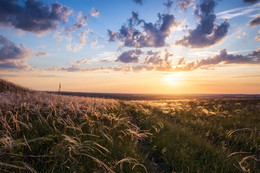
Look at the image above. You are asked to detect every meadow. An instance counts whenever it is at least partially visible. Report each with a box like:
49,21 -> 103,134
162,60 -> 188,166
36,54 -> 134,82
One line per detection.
0,79 -> 259,172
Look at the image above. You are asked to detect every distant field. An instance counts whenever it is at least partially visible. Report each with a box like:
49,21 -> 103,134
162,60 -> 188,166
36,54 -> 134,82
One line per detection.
49,91 -> 260,100
129,99 -> 260,172
1,80 -> 259,172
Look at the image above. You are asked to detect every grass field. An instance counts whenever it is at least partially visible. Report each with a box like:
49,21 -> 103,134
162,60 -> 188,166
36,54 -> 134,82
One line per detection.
0,79 -> 259,172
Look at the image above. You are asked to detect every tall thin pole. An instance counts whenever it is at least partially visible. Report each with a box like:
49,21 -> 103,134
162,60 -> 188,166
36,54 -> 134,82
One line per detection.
58,83 -> 61,93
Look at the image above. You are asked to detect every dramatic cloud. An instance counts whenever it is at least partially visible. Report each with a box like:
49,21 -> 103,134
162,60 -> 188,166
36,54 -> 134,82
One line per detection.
248,15 -> 260,27
0,0 -> 72,34
50,49 -> 175,72
0,35 -> 32,62
108,12 -> 179,48
144,49 -> 174,71
35,52 -> 48,57
116,49 -> 142,63
0,35 -> 32,70
174,48 -> 260,72
176,0 -> 229,48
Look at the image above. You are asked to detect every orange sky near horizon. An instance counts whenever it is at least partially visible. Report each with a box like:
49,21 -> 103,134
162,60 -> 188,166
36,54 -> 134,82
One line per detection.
3,64 -> 260,94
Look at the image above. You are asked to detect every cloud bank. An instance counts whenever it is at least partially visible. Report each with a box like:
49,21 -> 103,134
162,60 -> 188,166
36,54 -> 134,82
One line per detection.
116,49 -> 142,63
144,49 -> 174,71
0,35 -> 31,62
0,0 -> 72,34
176,0 -> 229,48
174,48 -> 260,71
108,11 -> 179,48
48,48 -> 260,73
0,35 -> 32,69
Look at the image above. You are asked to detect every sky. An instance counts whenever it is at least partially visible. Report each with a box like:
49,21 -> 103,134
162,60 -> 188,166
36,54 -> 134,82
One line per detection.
0,0 -> 260,94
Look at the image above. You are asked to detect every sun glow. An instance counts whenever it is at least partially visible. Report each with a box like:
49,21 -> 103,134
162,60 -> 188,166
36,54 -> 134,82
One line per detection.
164,73 -> 183,86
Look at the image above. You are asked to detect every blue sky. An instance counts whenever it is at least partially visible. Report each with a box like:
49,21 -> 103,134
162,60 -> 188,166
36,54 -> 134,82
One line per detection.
0,0 -> 259,93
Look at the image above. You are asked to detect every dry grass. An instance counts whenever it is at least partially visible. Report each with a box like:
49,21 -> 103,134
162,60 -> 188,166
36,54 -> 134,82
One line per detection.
0,79 -> 259,172
124,99 -> 260,172
0,89 -> 147,172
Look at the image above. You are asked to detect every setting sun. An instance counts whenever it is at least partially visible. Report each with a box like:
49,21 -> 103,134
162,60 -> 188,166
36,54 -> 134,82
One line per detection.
164,73 -> 183,87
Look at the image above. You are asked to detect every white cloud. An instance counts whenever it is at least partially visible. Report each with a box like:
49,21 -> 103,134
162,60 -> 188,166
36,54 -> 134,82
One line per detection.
216,2 -> 260,19
235,30 -> 248,38
66,29 -> 92,52
90,8 -> 100,17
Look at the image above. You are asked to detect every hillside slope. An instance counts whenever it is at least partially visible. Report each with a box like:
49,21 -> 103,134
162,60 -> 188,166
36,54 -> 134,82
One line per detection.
0,79 -> 30,93
0,80 -> 148,172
